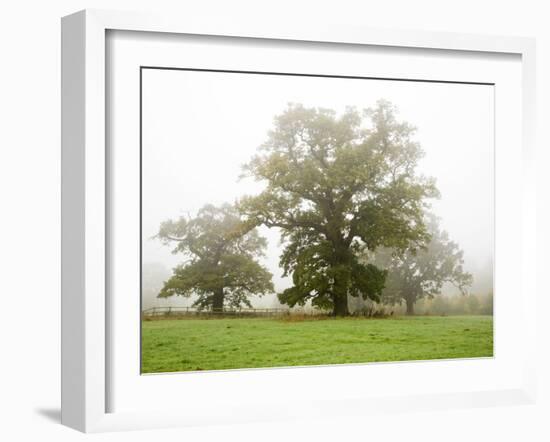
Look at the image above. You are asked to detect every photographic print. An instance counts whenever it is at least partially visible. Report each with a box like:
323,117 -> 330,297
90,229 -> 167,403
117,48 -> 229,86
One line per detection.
140,68 -> 494,374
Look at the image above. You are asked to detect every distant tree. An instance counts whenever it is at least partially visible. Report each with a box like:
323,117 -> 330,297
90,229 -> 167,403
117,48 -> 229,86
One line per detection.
156,203 -> 274,311
481,292 -> 494,315
141,262 -> 172,310
374,216 -> 473,315
465,294 -> 481,315
239,100 -> 438,316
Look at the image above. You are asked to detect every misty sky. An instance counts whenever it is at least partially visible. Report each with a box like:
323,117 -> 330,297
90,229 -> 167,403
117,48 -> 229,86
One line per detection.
141,69 -> 494,304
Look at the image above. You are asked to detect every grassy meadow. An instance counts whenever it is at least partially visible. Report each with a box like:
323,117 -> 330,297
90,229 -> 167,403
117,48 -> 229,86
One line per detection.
141,315 -> 493,373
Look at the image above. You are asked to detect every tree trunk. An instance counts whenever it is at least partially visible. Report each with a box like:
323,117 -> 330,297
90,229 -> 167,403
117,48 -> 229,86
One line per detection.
332,294 -> 349,317
405,298 -> 415,315
212,287 -> 224,312
330,244 -> 351,316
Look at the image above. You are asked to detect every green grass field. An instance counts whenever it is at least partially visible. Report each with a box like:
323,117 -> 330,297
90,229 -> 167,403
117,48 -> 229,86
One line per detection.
141,315 -> 493,373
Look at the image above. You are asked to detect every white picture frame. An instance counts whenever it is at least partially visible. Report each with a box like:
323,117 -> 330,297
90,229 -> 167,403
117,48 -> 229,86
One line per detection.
61,9 -> 537,433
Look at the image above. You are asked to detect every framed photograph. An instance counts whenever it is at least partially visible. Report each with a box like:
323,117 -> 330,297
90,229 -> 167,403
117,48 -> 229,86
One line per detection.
61,9 -> 537,432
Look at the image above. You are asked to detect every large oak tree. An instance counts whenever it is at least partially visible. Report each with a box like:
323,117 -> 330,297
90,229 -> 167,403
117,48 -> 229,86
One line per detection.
156,203 -> 274,311
239,100 -> 438,316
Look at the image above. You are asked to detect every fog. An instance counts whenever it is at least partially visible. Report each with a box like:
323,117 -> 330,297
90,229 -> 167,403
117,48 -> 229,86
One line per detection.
141,69 -> 494,308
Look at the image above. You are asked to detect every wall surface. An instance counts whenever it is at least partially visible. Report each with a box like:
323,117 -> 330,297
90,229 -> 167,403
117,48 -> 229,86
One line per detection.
0,1 -> 548,441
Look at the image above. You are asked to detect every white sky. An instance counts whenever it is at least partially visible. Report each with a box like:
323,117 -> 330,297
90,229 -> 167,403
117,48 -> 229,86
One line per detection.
142,69 -> 494,302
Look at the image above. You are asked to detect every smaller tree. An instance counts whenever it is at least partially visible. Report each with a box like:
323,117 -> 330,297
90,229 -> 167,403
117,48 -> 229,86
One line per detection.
481,292 -> 494,315
373,216 -> 473,315
156,203 -> 274,311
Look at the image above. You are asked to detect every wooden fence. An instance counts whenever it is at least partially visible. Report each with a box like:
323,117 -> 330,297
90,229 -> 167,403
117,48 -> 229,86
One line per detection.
142,306 -> 290,318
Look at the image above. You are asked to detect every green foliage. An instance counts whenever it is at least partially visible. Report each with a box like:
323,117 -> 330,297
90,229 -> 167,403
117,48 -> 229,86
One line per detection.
157,203 -> 274,310
141,316 -> 493,373
239,100 -> 438,315
373,215 -> 473,314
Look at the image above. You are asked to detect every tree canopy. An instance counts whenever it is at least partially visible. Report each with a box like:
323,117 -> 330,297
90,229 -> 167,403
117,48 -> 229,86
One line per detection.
239,100 -> 439,315
373,215 -> 473,315
156,203 -> 274,310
